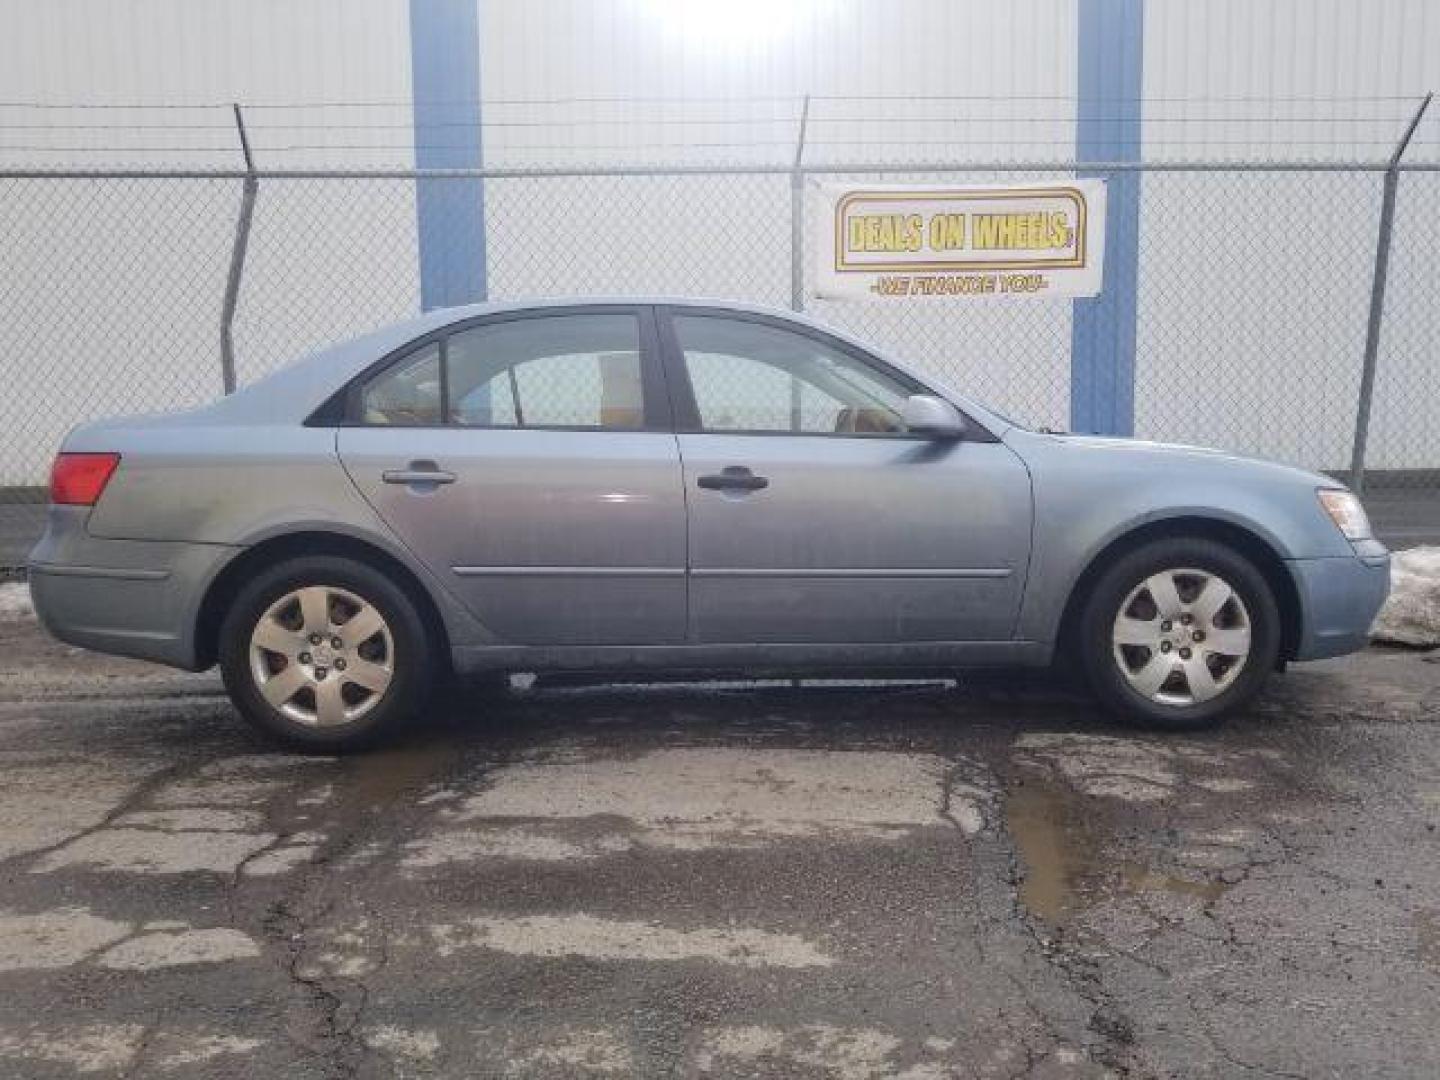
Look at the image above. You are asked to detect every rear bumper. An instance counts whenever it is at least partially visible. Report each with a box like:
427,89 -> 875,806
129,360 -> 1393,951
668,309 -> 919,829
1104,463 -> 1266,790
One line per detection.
28,505 -> 238,670
1286,550 -> 1390,661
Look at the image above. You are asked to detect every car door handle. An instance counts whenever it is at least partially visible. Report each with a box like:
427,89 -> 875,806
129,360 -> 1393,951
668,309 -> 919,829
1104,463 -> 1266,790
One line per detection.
382,466 -> 456,485
697,466 -> 769,492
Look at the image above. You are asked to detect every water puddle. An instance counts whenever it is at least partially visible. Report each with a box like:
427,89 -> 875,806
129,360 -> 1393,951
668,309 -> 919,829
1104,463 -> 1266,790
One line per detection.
1118,864 -> 1229,905
1006,772 -> 1231,924
1005,774 -> 1097,924
344,737 -> 457,812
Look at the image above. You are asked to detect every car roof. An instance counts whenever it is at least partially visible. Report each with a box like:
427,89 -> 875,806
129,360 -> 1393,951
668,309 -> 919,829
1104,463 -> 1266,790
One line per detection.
193,297 -> 1014,435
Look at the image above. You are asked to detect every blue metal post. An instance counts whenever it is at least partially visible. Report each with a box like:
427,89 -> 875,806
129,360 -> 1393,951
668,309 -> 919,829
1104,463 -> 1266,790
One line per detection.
409,0 -> 486,310
1071,0 -> 1142,435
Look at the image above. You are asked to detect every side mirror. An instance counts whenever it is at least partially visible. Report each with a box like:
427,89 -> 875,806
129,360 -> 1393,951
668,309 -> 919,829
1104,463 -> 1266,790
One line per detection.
901,394 -> 966,439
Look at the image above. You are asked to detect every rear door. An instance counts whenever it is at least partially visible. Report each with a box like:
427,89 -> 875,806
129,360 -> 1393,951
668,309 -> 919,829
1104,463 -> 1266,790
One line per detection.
337,306 -> 687,645
660,307 -> 1033,645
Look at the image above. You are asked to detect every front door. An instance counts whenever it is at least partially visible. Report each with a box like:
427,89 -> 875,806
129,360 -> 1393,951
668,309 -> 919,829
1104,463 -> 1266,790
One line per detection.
660,308 -> 1033,645
338,307 -> 687,645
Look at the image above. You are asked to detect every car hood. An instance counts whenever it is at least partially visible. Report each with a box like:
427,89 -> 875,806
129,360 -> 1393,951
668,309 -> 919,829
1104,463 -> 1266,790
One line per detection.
998,428 -> 1370,561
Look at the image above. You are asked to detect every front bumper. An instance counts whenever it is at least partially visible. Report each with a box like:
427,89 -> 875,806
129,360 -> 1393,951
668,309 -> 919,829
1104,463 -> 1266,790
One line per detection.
1286,549 -> 1391,661
28,505 -> 238,670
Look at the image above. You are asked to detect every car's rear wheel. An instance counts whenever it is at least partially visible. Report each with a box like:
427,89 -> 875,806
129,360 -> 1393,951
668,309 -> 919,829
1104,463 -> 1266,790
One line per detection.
1077,537 -> 1281,730
219,555 -> 436,750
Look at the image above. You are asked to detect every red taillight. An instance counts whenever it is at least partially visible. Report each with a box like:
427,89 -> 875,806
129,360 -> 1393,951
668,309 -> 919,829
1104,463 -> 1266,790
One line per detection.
50,453 -> 121,506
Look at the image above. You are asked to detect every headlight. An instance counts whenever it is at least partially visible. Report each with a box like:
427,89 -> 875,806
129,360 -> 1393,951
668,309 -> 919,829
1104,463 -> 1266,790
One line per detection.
1318,488 -> 1372,540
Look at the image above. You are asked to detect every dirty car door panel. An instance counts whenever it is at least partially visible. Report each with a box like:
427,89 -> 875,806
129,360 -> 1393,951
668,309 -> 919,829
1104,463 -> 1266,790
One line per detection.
662,309 -> 1033,645
337,308 -> 686,646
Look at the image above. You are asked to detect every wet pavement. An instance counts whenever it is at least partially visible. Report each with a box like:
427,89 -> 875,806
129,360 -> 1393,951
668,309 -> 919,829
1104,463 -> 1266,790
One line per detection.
0,608 -> 1437,1079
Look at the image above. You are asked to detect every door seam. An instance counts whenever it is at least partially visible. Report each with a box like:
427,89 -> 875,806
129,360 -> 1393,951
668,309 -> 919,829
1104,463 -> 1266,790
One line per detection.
673,431 -> 694,643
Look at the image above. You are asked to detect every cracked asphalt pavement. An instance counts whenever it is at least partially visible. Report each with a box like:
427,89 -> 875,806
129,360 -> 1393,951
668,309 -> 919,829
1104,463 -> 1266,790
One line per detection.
0,606 -> 1437,1079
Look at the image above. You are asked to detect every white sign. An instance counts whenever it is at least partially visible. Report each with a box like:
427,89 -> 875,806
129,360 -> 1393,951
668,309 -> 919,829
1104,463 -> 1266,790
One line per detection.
814,180 -> 1107,301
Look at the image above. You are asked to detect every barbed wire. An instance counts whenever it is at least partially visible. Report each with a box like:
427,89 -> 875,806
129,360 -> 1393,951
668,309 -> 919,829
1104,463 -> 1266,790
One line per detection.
0,94 -> 1432,167
0,92 -> 1429,108
2,115 -> 1428,132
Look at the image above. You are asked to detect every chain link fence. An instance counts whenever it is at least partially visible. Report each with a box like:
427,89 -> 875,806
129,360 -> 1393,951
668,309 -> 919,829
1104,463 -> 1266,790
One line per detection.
2,156 -> 1437,571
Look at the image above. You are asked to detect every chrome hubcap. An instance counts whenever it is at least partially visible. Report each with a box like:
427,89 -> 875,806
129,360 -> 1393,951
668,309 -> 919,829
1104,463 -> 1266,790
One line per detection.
1112,568 -> 1251,706
248,586 -> 394,727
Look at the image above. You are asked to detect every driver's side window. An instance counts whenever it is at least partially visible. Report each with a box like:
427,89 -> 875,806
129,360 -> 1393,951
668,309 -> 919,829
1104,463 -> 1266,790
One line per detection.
672,315 -> 912,435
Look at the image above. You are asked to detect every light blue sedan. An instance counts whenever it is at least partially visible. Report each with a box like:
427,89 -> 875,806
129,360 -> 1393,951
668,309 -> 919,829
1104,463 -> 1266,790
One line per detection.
28,299 -> 1389,749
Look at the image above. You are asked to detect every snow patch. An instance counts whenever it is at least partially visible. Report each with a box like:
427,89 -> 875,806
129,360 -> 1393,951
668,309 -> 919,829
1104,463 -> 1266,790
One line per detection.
0,1022 -> 143,1074
152,1034 -> 264,1069
428,913 -> 834,969
503,1027 -> 633,1075
0,907 -> 259,974
696,1024 -> 901,1079
363,1025 -> 441,1063
1372,546 -> 1440,647
0,907 -> 130,971
0,582 -> 32,620
96,928 -> 260,970
32,827 -> 277,875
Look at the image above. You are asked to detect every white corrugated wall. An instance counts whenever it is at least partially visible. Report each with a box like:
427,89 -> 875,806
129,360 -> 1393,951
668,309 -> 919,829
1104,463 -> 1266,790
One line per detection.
1136,0 -> 1440,469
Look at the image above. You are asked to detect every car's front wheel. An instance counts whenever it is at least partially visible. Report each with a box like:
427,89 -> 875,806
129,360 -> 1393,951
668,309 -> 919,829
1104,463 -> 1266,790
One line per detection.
218,555 -> 436,750
1077,537 -> 1281,730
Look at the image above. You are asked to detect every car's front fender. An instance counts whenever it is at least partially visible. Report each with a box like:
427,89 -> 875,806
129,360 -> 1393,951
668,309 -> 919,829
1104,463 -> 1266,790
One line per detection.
1004,430 -> 1356,646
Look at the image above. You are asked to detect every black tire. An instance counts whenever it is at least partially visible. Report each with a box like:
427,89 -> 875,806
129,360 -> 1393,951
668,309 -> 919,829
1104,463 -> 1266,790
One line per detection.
1075,537 -> 1281,731
218,554 -> 437,751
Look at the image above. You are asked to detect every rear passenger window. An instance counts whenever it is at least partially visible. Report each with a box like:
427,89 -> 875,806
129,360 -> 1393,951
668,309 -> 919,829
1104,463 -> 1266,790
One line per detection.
447,314 -> 643,430
361,343 -> 442,426
358,313 -> 644,430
